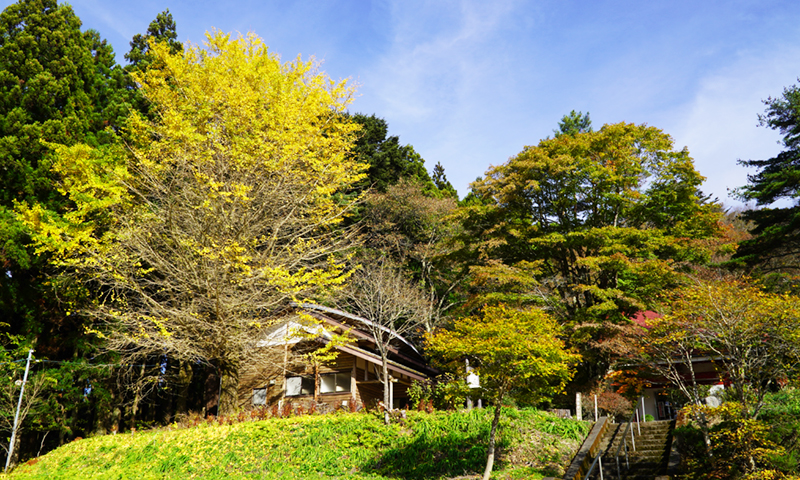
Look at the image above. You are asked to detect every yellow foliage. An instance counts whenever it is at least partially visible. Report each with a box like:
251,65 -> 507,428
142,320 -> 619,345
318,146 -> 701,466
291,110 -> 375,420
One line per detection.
684,402 -> 786,478
17,31 -> 368,389
426,304 -> 580,403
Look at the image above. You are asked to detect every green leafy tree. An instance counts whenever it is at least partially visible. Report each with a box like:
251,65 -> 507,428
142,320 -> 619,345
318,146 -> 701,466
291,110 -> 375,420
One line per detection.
425,304 -> 579,480
554,109 -> 592,137
347,113 -> 437,194
458,122 -> 721,379
734,81 -> 800,276
362,178 -> 464,331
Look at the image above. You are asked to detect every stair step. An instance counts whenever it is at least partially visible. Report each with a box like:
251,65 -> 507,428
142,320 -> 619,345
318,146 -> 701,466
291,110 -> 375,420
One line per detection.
601,442 -> 670,450
603,453 -> 666,459
585,420 -> 675,480
602,440 -> 669,447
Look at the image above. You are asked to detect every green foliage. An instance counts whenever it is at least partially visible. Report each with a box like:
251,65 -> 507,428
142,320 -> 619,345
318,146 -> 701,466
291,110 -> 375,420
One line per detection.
757,389 -> 800,476
553,110 -> 592,137
407,375 -> 473,411
9,409 -> 587,479
462,122 -> 719,312
0,0 -> 122,294
457,122 -> 722,384
426,305 -> 580,406
432,162 -> 458,199
124,9 -> 182,71
117,10 -> 182,122
678,401 -> 796,480
0,2 -> 131,442
674,389 -> 800,479
347,113 -> 438,194
734,80 -> 800,275
359,177 -> 464,332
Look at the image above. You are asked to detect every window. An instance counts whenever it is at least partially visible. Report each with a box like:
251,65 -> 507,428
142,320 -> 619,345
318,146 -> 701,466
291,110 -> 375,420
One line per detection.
285,376 -> 314,396
320,372 -> 351,394
253,388 -> 267,405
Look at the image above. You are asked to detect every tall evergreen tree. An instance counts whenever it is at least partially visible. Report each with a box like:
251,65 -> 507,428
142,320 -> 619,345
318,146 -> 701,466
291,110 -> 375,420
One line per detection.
115,10 -> 182,121
0,0 -> 120,335
734,81 -> 800,275
124,9 -> 182,71
347,113 -> 435,193
0,0 -> 133,457
432,161 -> 458,199
553,110 -> 592,137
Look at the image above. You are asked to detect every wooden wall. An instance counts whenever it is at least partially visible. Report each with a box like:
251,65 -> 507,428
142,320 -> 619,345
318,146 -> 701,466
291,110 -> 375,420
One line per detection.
237,344 -> 418,412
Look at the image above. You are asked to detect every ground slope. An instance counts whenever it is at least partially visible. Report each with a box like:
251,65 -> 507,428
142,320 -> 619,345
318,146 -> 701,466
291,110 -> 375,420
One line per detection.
6,408 -> 589,480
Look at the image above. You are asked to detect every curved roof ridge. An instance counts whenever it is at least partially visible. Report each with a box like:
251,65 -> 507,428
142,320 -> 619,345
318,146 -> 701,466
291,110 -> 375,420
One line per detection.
290,302 -> 421,355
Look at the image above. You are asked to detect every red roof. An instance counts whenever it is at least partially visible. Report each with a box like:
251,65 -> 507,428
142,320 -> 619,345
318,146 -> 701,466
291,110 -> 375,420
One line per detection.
631,310 -> 662,328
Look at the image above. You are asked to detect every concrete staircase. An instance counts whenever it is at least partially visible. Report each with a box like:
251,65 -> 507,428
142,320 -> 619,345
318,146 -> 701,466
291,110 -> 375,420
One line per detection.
589,420 -> 675,480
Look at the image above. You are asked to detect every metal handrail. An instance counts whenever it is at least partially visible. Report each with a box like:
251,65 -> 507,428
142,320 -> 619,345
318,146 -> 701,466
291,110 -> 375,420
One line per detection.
582,447 -> 604,480
582,401 -> 643,480
613,408 -> 639,480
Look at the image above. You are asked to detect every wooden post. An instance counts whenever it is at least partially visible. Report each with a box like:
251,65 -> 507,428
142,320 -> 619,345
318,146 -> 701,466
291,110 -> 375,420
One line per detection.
466,359 -> 473,410
389,376 -> 394,410
576,392 -> 582,421
282,333 -> 288,401
641,396 -> 646,422
351,360 -> 357,406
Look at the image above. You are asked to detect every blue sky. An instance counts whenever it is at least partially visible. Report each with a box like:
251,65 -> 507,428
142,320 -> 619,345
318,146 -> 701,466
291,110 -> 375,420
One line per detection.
11,0 -> 800,206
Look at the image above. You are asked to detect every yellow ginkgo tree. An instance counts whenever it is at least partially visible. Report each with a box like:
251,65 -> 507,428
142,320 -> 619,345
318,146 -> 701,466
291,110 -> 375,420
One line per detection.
425,304 -> 580,480
17,31 -> 366,414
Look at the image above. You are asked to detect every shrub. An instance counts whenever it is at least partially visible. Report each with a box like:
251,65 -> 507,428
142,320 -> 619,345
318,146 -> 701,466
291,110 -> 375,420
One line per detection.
596,391 -> 633,420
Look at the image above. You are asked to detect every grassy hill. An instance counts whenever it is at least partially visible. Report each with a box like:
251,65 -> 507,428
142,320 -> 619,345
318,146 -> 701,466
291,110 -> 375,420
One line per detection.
5,407 -> 589,479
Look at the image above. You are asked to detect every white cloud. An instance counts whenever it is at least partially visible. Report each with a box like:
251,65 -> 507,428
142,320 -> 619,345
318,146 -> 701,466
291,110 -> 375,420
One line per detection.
350,0 -> 530,193
361,1 -> 521,117
667,46 -> 800,207
69,0 -> 150,46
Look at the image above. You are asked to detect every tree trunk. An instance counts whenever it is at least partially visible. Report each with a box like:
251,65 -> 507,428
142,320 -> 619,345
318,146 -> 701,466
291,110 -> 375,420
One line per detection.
691,408 -> 713,459
175,361 -> 192,417
218,370 -> 239,417
382,354 -> 390,425
483,393 -> 505,480
7,432 -> 21,470
203,365 -> 220,417
130,362 -> 146,429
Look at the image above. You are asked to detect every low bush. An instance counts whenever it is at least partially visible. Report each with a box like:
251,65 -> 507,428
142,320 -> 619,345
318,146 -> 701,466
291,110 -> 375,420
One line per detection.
674,389 -> 800,480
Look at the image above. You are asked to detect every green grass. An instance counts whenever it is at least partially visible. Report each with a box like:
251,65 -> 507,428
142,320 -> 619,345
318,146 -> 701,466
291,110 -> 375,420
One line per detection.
6,408 -> 590,480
